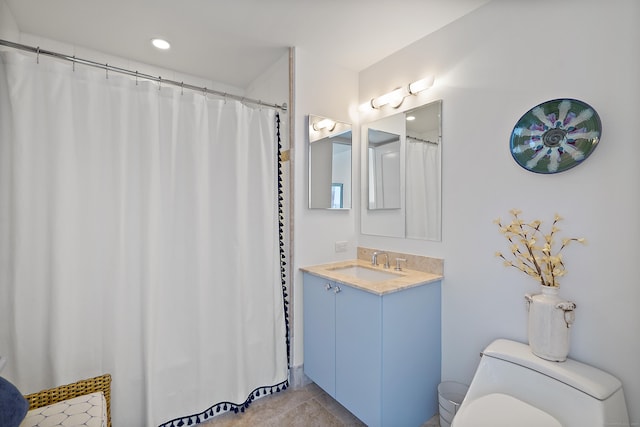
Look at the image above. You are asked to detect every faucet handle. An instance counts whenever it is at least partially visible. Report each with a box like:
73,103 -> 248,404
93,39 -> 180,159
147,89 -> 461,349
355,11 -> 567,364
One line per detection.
395,258 -> 407,271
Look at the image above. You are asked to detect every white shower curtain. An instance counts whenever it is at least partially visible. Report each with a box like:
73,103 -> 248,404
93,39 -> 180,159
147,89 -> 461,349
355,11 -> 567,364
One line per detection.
0,51 -> 288,426
405,138 -> 441,240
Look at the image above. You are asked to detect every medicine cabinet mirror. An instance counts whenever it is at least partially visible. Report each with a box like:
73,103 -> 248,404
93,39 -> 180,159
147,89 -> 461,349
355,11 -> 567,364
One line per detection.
367,128 -> 401,210
308,115 -> 352,209
361,100 -> 442,240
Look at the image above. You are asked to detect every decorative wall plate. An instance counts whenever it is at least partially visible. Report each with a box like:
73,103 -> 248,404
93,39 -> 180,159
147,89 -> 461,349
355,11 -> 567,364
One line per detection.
510,98 -> 601,174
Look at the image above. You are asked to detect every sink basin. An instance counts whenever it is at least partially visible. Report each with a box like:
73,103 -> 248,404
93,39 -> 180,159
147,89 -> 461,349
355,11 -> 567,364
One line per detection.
329,265 -> 401,282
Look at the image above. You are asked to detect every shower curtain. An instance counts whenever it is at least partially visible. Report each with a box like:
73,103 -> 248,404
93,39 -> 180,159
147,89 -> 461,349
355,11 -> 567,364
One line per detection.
0,51 -> 288,426
405,137 -> 441,240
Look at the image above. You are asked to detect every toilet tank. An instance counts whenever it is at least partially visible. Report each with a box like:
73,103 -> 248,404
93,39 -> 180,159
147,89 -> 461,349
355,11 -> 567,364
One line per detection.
464,339 -> 629,427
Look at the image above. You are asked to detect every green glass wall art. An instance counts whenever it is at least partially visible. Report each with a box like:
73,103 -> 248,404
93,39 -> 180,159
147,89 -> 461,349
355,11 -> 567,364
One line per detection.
510,98 -> 601,174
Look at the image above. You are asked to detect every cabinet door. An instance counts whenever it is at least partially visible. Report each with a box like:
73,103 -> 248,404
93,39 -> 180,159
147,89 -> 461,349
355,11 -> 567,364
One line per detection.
303,273 -> 336,396
335,284 -> 382,427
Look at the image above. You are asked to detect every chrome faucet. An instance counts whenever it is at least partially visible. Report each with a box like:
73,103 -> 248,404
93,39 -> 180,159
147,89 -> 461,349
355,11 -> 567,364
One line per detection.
371,251 -> 390,269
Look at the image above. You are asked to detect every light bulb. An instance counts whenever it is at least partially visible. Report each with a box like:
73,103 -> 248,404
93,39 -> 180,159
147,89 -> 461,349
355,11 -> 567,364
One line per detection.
368,75 -> 436,110
371,87 -> 405,109
408,76 -> 434,94
312,119 -> 336,131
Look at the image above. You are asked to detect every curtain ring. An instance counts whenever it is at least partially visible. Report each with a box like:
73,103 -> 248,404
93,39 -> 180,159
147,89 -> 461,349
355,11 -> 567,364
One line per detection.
203,87 -> 207,99
135,71 -> 138,86
36,46 -> 40,64
72,55 -> 76,72
181,81 -> 184,95
105,64 -> 109,79
158,76 -> 162,91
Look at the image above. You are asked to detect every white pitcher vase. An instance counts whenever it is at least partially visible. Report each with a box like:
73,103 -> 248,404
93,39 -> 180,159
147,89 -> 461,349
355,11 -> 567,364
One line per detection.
525,285 -> 576,362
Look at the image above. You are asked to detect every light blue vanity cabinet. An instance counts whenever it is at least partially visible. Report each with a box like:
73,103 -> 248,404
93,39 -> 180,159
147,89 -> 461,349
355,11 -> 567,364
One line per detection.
303,271 -> 441,427
303,272 -> 337,394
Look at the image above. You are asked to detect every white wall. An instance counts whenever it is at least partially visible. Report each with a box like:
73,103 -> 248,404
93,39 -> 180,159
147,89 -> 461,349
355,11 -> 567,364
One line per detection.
358,0 -> 640,423
0,0 -> 18,40
291,48 -> 359,367
245,51 -> 290,112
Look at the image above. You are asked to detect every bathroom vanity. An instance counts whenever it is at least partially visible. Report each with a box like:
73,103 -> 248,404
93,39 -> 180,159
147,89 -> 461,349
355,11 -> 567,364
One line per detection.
302,254 -> 443,427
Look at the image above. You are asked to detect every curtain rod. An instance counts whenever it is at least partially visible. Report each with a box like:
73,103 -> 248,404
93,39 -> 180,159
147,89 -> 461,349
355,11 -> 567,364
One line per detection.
0,39 -> 287,111
407,135 -> 438,145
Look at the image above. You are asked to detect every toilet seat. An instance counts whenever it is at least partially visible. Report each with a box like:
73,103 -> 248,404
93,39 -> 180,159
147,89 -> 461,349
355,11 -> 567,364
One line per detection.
452,393 -> 562,427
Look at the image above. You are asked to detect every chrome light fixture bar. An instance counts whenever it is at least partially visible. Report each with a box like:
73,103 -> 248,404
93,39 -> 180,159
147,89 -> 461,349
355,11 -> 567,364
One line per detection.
368,76 -> 434,110
312,118 -> 336,131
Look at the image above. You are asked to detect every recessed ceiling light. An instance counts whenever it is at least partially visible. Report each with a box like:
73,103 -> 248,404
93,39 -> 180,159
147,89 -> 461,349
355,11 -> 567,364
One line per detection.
406,115 -> 416,121
151,38 -> 171,50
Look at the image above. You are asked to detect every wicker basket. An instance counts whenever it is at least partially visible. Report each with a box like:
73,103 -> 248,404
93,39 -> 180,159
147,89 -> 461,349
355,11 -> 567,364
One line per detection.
23,373 -> 112,427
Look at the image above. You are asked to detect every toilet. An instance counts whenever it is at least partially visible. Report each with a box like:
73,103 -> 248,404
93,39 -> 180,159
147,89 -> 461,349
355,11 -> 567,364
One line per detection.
452,339 -> 629,427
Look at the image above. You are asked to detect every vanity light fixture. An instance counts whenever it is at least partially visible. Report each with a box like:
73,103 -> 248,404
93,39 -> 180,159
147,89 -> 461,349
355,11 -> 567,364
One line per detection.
151,38 -> 171,50
369,75 -> 434,110
312,118 -> 337,131
408,76 -> 435,95
370,87 -> 405,109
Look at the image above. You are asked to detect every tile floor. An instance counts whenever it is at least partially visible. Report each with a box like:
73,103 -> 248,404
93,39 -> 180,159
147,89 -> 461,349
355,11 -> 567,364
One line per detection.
199,381 -> 440,427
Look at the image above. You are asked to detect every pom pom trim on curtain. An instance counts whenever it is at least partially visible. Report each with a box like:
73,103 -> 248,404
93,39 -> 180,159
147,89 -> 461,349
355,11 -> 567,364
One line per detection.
159,382 -> 289,427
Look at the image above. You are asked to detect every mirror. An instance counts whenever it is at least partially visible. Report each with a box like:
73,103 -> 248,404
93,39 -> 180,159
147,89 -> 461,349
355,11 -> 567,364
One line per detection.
361,100 -> 442,240
308,115 -> 352,209
367,128 -> 401,209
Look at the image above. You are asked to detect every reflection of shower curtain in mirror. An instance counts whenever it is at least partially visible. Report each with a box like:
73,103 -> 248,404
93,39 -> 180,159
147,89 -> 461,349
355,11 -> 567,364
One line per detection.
406,138 -> 441,240
0,51 -> 288,426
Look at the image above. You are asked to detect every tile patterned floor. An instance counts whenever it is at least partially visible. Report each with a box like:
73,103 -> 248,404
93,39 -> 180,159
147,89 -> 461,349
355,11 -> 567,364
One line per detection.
199,382 -> 440,427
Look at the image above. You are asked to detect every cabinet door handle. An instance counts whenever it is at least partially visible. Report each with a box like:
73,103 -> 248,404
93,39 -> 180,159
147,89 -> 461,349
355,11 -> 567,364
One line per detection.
325,283 -> 333,291
333,285 -> 341,294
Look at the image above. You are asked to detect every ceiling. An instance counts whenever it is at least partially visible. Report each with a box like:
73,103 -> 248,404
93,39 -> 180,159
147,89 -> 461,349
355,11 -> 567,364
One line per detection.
5,0 -> 490,89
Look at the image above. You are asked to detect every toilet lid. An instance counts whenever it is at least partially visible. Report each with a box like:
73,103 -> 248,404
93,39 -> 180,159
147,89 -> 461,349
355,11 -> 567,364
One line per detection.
453,393 -> 562,427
